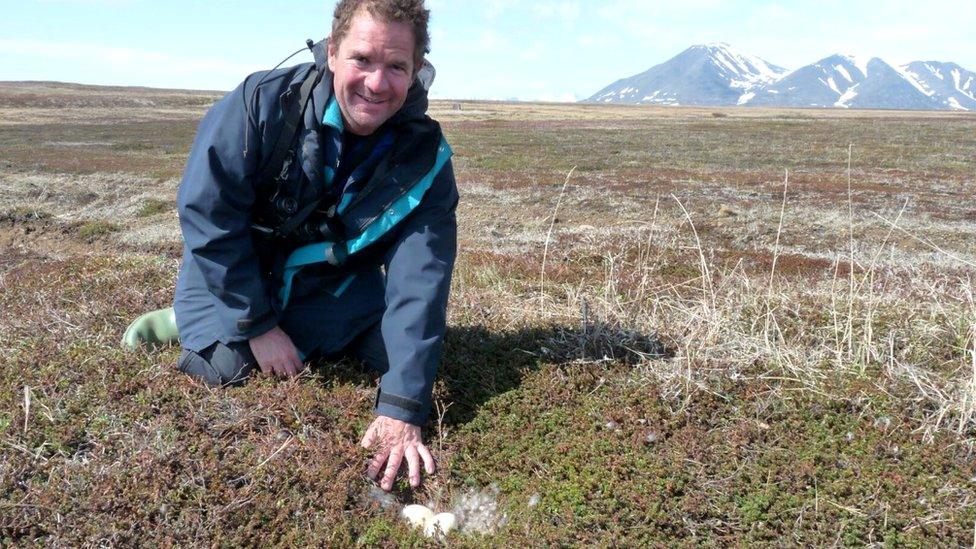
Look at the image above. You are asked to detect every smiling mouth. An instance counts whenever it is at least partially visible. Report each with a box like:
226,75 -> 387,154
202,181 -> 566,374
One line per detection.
357,93 -> 385,105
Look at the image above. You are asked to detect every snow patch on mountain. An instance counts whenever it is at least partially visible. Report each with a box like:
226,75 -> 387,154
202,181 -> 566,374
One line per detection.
889,64 -> 933,96
900,61 -> 976,110
841,54 -> 873,78
835,65 -> 854,82
705,42 -> 783,86
824,77 -> 840,94
903,66 -> 934,95
948,68 -> 975,98
835,86 -> 859,108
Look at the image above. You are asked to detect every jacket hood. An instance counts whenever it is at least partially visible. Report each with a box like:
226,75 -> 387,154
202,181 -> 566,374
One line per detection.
393,79 -> 431,123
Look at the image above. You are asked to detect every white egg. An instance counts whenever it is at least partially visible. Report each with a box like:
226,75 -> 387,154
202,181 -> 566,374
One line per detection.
400,504 -> 435,530
424,512 -> 457,538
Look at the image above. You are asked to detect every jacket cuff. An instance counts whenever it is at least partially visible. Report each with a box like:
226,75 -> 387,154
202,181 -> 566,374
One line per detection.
374,388 -> 428,426
233,308 -> 279,340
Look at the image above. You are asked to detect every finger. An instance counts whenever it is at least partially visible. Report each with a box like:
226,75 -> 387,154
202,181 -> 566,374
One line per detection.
264,356 -> 282,377
254,356 -> 272,375
417,444 -> 436,475
273,360 -> 290,378
367,448 -> 389,480
381,447 -> 404,490
287,346 -> 304,376
405,446 -> 421,488
275,352 -> 298,377
360,423 -> 377,449
283,356 -> 299,377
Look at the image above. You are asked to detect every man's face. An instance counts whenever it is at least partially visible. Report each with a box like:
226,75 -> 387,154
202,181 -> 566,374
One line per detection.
328,10 -> 416,136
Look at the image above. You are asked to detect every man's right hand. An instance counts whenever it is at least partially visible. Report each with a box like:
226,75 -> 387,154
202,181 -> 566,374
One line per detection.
248,326 -> 303,378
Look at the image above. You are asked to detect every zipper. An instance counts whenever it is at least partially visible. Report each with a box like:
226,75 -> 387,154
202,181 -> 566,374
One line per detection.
352,168 -> 423,233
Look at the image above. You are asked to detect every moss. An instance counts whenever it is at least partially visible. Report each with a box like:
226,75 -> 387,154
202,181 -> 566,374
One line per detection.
110,141 -> 154,151
657,263 -> 701,282
137,198 -> 173,218
434,364 -> 976,544
736,491 -> 774,525
77,220 -> 120,240
356,518 -> 399,547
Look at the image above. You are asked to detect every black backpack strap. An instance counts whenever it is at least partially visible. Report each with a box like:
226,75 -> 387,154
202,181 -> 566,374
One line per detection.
275,198 -> 324,237
253,67 -> 323,188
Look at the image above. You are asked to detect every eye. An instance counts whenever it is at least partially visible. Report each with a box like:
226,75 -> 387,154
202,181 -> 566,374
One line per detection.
353,55 -> 369,66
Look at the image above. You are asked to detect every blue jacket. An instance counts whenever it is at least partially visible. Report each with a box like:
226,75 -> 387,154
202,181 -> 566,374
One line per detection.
174,60 -> 458,425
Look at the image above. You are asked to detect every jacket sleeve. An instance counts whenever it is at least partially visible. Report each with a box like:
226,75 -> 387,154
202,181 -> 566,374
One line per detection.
176,79 -> 279,343
375,159 -> 459,425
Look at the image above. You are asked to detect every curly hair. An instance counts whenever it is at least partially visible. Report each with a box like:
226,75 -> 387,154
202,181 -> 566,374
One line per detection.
330,0 -> 431,69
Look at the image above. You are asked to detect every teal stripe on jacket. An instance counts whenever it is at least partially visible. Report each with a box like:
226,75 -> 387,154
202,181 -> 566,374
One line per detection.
278,138 -> 453,308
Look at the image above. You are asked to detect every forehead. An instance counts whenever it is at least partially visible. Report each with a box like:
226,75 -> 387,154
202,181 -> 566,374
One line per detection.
338,9 -> 415,58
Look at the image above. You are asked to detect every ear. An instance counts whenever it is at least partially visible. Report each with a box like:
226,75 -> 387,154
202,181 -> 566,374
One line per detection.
326,36 -> 337,72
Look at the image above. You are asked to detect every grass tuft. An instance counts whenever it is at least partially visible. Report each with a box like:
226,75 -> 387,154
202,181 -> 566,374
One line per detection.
136,198 -> 173,218
76,220 -> 121,240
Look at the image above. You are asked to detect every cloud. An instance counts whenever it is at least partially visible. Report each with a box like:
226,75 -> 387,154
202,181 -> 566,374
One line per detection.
0,38 -> 261,90
483,0 -> 521,19
476,30 -> 508,51
518,42 -> 547,62
531,1 -> 582,22
578,34 -> 619,48
33,0 -> 138,5
595,0 -> 723,21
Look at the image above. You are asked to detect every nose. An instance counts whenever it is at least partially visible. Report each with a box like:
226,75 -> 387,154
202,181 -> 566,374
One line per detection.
364,68 -> 390,95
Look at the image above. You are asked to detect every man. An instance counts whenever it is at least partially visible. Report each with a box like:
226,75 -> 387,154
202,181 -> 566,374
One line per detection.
173,0 -> 456,492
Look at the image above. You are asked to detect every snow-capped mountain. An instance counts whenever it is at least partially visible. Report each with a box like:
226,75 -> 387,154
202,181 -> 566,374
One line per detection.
902,61 -> 976,110
588,43 -> 787,106
586,45 -> 975,111
843,58 -> 938,110
748,55 -> 934,109
746,54 -> 871,108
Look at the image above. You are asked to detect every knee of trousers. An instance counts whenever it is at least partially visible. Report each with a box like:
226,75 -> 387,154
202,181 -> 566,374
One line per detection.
177,342 -> 257,387
351,323 -> 390,375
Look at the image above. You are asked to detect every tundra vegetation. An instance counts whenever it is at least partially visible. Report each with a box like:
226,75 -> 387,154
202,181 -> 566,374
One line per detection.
1,82 -> 975,546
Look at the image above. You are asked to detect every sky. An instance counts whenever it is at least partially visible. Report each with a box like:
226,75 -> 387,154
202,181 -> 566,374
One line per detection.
2,0 -> 974,102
